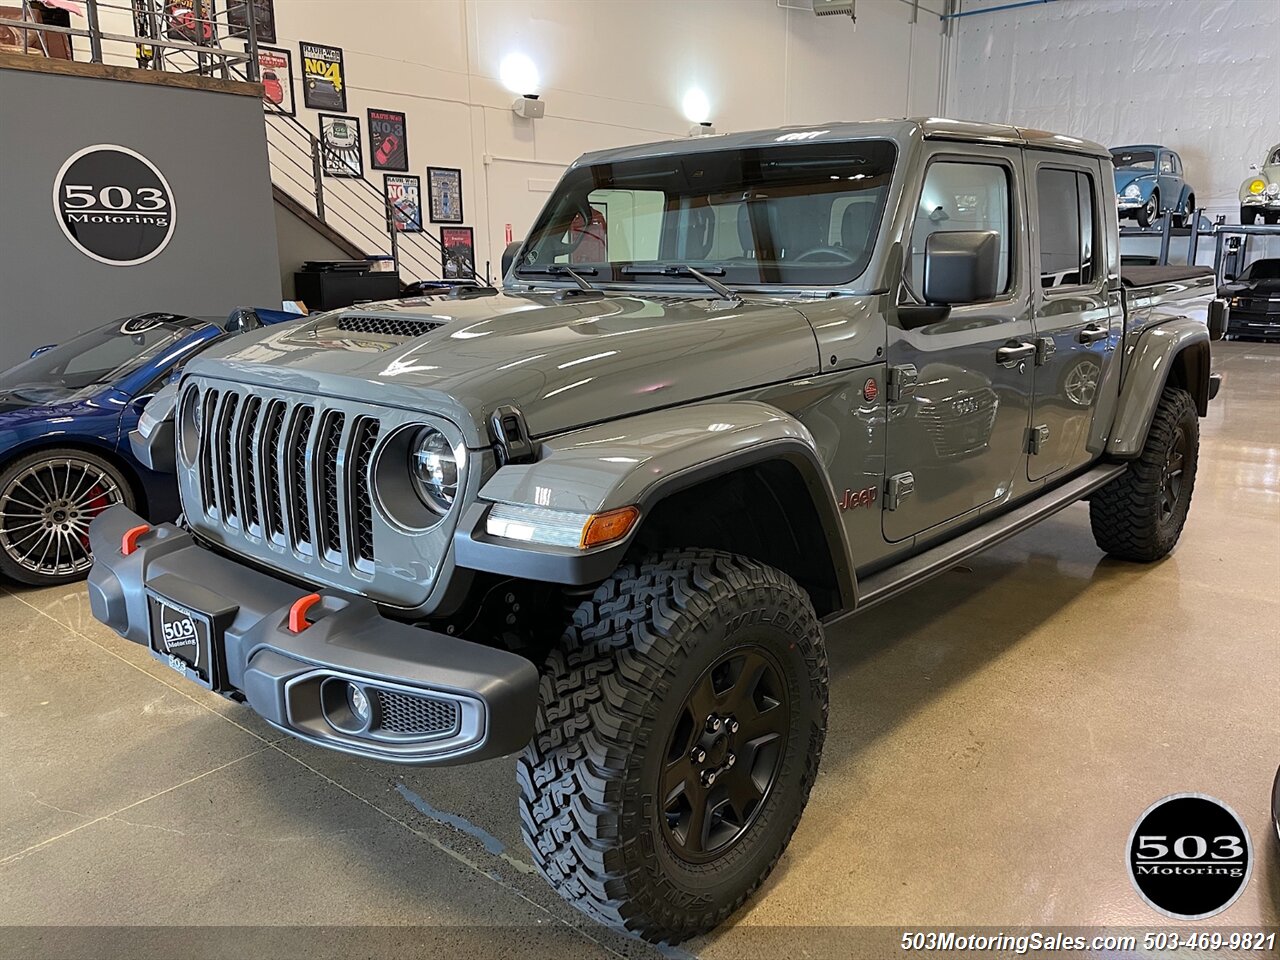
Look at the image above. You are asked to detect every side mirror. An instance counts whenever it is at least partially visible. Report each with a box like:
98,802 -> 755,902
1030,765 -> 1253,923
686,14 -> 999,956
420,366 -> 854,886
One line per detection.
1250,163 -> 1261,172
923,230 -> 1001,305
225,308 -> 263,333
501,240 -> 524,278
30,344 -> 55,358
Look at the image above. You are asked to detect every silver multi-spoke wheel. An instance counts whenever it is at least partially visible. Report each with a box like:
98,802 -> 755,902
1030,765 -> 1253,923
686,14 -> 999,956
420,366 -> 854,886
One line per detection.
0,451 -> 132,585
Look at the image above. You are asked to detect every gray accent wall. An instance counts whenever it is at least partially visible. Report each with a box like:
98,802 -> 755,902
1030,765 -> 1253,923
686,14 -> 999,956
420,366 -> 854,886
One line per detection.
0,65 -> 281,368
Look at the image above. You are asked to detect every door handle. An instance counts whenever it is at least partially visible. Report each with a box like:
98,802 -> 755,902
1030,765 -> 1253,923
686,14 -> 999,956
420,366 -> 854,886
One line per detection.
996,341 -> 1036,366
1077,324 -> 1109,344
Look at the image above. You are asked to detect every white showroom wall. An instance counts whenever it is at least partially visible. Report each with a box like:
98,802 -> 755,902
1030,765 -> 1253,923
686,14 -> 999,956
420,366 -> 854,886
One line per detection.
250,0 -> 947,277
946,0 -> 1280,221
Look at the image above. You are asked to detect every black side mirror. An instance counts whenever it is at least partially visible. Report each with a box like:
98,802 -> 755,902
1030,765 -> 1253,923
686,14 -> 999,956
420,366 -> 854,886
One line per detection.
225,308 -> 263,333
923,230 -> 1001,305
1207,299 -> 1228,341
501,240 -> 524,278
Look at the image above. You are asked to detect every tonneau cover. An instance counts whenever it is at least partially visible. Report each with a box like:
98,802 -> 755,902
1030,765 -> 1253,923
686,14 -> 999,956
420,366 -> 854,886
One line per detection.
1121,265 -> 1214,288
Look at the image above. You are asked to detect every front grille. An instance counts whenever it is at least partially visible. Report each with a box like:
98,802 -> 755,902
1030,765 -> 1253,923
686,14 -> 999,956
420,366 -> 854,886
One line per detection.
917,389 -> 999,460
351,418 -> 379,566
372,688 -> 460,738
315,411 -> 345,560
185,384 -> 382,571
337,315 -> 443,338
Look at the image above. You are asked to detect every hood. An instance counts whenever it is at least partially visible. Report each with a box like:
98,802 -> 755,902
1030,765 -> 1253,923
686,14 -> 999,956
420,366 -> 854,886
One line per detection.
187,291 -> 822,444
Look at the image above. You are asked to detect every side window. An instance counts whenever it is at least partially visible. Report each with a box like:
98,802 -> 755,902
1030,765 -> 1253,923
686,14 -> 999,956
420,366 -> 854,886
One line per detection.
1036,167 -> 1096,289
1159,153 -> 1174,175
909,161 -> 1012,298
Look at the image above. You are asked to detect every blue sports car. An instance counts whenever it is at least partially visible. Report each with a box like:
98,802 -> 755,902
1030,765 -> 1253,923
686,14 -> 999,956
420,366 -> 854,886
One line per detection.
0,309 -> 293,586
1111,144 -> 1196,229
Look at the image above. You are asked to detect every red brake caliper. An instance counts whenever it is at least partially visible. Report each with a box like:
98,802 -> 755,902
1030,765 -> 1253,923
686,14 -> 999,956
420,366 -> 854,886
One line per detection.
79,482 -> 109,551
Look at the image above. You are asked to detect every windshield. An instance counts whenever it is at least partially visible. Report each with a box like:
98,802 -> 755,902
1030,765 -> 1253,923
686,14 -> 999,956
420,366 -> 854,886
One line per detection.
1111,149 -> 1156,171
516,139 -> 896,287
0,314 -> 205,402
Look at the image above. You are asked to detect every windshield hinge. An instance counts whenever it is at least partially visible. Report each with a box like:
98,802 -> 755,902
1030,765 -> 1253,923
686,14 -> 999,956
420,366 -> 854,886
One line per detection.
489,405 -> 537,465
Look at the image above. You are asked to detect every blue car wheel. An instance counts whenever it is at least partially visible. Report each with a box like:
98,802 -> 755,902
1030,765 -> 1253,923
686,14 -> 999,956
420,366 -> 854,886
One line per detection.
0,448 -> 135,586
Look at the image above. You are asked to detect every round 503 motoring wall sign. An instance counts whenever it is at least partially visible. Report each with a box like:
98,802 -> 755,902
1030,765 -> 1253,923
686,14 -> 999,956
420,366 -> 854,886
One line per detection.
52,144 -> 176,266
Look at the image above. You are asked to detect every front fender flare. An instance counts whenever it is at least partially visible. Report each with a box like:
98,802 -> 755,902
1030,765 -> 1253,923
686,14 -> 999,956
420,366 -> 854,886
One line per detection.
453,400 -> 855,603
1108,319 -> 1210,458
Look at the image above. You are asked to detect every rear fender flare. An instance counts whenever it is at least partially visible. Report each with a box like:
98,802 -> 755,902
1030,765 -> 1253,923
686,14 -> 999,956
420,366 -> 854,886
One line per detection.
454,400 -> 856,605
1108,318 -> 1210,457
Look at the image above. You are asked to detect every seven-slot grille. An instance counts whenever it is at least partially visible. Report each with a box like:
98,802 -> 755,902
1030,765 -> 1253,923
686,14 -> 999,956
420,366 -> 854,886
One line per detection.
194,386 -> 377,569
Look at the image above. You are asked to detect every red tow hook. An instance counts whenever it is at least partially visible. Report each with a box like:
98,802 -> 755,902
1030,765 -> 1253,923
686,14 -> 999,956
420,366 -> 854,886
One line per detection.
288,593 -> 323,633
121,524 -> 151,556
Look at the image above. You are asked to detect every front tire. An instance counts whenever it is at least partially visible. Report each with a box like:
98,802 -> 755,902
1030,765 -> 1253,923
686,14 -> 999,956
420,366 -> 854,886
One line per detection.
0,448 -> 136,586
1241,205 -> 1258,226
1089,387 -> 1198,562
1137,191 -> 1158,229
517,549 -> 828,943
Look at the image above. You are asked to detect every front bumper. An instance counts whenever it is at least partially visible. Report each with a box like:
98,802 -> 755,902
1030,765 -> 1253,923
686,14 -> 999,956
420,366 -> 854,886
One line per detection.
87,505 -> 539,765
1117,195 -> 1147,210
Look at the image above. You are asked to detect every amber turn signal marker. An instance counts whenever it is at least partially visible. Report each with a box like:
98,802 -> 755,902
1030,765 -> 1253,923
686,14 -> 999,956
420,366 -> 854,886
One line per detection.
581,506 -> 640,549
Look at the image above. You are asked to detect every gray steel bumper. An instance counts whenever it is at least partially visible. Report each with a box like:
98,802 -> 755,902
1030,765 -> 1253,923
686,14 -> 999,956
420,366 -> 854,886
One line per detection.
87,505 -> 539,766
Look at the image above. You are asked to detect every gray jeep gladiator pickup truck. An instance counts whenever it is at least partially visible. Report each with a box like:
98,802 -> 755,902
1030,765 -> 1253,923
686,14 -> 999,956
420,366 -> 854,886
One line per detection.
89,118 -> 1225,943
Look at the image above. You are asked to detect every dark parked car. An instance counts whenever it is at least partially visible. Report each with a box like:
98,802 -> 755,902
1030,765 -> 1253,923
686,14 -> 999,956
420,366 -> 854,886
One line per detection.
1220,258 -> 1280,340
0,309 -> 294,586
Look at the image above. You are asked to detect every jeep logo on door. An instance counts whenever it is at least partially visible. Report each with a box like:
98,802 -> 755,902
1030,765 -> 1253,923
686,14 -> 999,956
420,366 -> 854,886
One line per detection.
52,144 -> 176,266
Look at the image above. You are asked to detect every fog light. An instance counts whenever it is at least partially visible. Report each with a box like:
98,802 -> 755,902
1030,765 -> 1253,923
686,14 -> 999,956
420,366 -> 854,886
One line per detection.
348,683 -> 371,724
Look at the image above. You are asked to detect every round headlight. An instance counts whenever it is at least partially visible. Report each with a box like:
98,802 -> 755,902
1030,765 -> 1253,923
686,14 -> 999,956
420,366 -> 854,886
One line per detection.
409,428 -> 460,514
1124,183 -> 1142,198
1266,182 -> 1280,198
1249,179 -> 1267,195
179,386 -> 202,464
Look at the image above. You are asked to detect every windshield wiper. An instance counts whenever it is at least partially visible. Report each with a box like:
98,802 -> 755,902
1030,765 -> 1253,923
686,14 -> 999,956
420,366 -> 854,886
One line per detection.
621,264 -> 740,302
515,264 -> 597,290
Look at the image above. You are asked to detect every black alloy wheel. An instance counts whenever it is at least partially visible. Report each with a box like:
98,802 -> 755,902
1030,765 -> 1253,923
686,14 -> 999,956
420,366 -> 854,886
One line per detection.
660,644 -> 790,863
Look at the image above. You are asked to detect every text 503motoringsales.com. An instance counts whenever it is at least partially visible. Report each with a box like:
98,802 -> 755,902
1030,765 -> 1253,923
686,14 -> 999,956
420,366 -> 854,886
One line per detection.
900,931 -> 1277,953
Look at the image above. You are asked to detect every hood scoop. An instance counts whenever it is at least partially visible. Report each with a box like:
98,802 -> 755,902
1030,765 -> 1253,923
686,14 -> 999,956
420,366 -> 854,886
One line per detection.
336,315 -> 445,338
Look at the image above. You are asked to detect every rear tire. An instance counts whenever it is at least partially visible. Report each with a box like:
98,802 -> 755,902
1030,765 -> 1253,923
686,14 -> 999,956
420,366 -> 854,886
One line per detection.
0,448 -> 136,586
1089,387 -> 1198,562
517,549 -> 828,943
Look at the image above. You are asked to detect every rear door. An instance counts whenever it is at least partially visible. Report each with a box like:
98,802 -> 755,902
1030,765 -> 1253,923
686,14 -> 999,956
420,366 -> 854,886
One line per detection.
882,146 -> 1034,543
1026,157 -> 1119,481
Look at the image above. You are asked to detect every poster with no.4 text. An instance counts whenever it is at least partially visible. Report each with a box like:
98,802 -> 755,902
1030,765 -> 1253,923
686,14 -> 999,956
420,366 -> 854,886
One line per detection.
300,41 -> 346,112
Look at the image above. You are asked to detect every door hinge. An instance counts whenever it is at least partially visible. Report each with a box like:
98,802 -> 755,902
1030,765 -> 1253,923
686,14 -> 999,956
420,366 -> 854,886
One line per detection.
1027,424 -> 1050,455
885,471 -> 915,510
1035,337 -> 1056,365
489,404 -> 537,465
887,364 -> 918,402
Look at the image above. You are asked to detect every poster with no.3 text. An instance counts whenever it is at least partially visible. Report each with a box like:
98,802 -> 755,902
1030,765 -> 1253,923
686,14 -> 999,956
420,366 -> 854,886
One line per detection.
368,108 -> 408,171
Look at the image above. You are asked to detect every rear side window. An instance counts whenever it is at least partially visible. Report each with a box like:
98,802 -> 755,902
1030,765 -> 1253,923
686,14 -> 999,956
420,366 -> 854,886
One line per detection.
909,161 -> 1012,298
1036,168 -> 1096,289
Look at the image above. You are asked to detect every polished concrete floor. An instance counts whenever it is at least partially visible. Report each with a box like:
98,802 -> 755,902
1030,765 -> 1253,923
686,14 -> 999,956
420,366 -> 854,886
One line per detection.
1,342 -> 1277,958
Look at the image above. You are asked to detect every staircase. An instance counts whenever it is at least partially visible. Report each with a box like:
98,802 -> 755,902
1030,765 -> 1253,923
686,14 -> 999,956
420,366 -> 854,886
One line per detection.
260,105 -> 459,285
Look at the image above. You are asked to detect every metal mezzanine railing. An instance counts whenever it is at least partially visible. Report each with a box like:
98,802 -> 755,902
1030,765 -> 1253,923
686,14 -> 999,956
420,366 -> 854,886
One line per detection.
2,0 -> 480,284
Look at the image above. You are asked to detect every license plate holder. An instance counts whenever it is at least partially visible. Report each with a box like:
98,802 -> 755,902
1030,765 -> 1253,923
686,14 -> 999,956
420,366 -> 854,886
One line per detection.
146,591 -> 221,690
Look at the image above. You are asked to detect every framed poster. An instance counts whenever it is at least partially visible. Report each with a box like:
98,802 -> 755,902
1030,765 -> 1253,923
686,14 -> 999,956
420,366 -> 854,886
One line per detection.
318,114 -> 362,178
227,0 -> 275,44
165,2 -> 216,45
300,41 -> 346,112
367,108 -> 408,171
440,226 -> 475,280
427,166 -> 463,223
385,175 -> 423,233
253,45 -> 295,117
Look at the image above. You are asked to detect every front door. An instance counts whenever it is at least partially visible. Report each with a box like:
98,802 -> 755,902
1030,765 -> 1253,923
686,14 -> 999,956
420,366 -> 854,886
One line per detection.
883,148 -> 1034,543
1026,159 -> 1119,481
